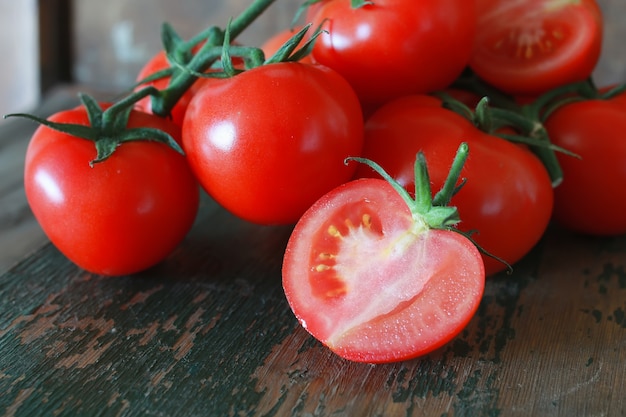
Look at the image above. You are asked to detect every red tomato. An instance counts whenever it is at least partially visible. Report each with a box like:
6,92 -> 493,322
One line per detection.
471,0 -> 603,96
544,96 -> 626,235
308,0 -> 476,107
23,106 -> 200,276
182,62 -> 364,225
282,177 -> 485,363
354,95 -> 554,276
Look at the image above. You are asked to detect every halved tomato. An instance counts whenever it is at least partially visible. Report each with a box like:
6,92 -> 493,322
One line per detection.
282,175 -> 485,363
470,0 -> 603,95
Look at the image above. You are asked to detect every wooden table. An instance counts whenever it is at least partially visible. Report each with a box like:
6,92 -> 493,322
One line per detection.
1,87 -> 625,417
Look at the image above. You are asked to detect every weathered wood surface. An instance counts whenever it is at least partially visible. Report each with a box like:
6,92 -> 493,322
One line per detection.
1,94 -> 626,415
2,198 -> 626,416
2,1 -> 626,413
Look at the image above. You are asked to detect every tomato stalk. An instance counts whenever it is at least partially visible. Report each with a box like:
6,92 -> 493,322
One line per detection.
348,144 -> 511,271
134,0 -> 278,119
438,93 -> 571,186
347,143 -> 469,232
5,90 -> 182,166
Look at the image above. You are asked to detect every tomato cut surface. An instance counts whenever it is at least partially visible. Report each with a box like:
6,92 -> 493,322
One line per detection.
282,178 -> 485,363
470,0 -> 603,95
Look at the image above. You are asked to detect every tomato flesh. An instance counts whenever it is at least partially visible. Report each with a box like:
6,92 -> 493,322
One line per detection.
282,178 -> 485,363
471,0 -> 603,95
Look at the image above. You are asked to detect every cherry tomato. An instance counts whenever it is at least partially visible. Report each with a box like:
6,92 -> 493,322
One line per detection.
282,177 -> 485,363
354,95 -> 554,276
182,62 -> 364,225
23,106 -> 200,276
544,95 -> 626,235
471,0 -> 603,95
308,0 -> 476,107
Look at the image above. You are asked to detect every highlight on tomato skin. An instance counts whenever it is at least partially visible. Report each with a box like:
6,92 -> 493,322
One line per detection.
308,0 -> 477,107
282,178 -> 485,364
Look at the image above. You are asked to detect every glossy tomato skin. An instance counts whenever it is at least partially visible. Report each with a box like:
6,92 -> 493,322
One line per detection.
309,0 -> 476,107
544,97 -> 626,235
471,0 -> 603,95
182,62 -> 364,225
282,178 -> 485,363
354,95 -> 554,276
24,106 -> 200,276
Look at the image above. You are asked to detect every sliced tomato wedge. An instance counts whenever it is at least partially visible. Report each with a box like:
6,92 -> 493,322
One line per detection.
470,0 -> 603,95
282,176 -> 485,363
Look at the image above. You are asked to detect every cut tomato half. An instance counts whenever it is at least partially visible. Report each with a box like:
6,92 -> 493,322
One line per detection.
282,178 -> 485,363
470,0 -> 603,95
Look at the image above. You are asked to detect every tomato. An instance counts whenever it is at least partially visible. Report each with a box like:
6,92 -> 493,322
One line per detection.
182,62 -> 363,225
308,0 -> 476,107
23,105 -> 200,276
470,0 -> 603,96
282,176 -> 485,363
544,95 -> 626,236
354,95 -> 554,276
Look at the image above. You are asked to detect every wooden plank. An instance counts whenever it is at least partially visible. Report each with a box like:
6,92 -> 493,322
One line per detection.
1,186 -> 625,415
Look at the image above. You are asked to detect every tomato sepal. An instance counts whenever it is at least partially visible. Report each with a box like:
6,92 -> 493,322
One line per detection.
347,143 -> 469,231
5,91 -> 184,166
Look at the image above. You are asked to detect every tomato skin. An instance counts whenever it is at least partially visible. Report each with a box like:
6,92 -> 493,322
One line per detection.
309,0 -> 476,107
24,107 -> 200,276
354,95 -> 554,276
282,178 -> 485,363
182,62 -> 364,225
471,0 -> 603,95
544,97 -> 626,236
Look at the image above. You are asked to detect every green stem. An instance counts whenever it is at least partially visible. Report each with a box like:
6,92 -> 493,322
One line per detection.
229,0 -> 277,39
152,0 -> 277,118
433,142 -> 469,207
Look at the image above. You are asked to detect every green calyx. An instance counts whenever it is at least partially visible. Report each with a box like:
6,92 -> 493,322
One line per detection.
347,143 -> 469,232
347,143 -> 512,271
134,0 -> 277,119
436,92 -> 570,187
4,91 -> 183,166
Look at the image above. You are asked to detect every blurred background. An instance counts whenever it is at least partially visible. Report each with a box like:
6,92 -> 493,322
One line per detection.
0,0 -> 624,116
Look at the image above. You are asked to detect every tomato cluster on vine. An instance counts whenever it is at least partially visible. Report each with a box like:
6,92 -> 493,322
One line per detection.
9,0 -> 626,364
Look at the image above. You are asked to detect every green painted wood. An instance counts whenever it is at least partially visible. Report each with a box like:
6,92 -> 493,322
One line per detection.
1,191 -> 626,416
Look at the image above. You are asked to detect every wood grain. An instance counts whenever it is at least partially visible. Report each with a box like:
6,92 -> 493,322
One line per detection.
2,2 -> 626,415
1,187 -> 626,416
